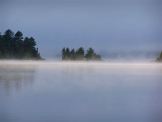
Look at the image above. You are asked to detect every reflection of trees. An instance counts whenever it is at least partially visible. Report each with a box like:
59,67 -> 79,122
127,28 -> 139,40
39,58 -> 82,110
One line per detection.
0,64 -> 37,93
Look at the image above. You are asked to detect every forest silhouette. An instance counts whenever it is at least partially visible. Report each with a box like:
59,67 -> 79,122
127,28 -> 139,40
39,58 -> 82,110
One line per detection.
62,47 -> 101,60
0,29 -> 41,59
1,29 -> 162,62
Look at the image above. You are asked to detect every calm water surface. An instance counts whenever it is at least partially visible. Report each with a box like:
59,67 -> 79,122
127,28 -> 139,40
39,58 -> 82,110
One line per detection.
0,61 -> 162,122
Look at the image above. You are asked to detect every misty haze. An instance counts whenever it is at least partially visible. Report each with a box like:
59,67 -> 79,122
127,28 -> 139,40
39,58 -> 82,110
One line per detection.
0,0 -> 162,122
0,61 -> 162,122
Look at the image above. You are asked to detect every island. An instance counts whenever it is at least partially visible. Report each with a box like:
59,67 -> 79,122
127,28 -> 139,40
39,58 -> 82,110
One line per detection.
0,29 -> 42,59
157,51 -> 162,62
62,47 -> 101,61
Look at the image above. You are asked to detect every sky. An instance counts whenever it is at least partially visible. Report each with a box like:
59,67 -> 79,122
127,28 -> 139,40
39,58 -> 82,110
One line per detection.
0,0 -> 162,59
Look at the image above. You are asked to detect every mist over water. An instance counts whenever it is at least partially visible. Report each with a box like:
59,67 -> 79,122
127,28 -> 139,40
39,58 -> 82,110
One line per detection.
1,0 -> 162,121
0,61 -> 162,122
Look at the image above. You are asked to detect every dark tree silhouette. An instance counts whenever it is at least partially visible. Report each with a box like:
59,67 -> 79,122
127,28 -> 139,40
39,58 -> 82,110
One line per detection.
75,47 -> 85,60
70,49 -> 75,60
65,48 -> 70,60
85,48 -> 101,60
62,48 -> 66,60
85,48 -> 94,59
0,29 -> 42,59
61,47 -> 101,61
14,31 -> 24,58
2,29 -> 14,57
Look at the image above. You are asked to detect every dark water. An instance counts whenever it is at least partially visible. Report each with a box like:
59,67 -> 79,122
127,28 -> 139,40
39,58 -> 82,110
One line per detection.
0,61 -> 162,122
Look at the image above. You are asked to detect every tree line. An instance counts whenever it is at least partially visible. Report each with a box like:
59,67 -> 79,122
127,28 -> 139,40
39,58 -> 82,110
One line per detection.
1,29 -> 162,62
0,29 -> 41,59
62,47 -> 101,60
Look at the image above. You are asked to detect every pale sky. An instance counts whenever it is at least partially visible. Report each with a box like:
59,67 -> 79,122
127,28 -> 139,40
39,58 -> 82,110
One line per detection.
0,0 -> 162,59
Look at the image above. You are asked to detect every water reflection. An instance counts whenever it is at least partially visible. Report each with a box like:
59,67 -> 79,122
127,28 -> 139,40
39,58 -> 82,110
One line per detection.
0,62 -> 162,122
0,64 -> 37,94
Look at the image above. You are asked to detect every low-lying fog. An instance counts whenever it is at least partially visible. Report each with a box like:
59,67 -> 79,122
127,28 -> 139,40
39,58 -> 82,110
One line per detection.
0,61 -> 162,122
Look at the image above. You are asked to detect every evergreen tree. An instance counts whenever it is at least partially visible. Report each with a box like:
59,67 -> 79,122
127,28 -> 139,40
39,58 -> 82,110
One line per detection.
85,48 -> 94,60
23,37 -> 38,58
65,48 -> 70,60
75,47 -> 84,60
3,29 -> 14,57
14,31 -> 24,58
70,49 -> 75,60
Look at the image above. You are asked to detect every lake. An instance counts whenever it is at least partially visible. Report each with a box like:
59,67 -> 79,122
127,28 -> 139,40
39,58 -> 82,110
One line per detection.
0,61 -> 162,122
